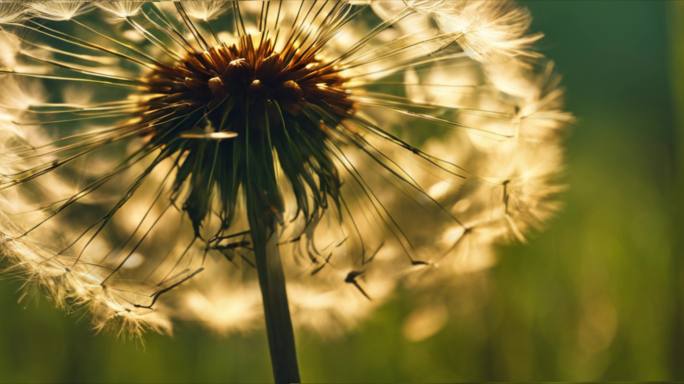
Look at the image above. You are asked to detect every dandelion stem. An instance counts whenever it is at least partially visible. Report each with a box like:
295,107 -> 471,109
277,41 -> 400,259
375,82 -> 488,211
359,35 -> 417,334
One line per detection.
251,221 -> 301,384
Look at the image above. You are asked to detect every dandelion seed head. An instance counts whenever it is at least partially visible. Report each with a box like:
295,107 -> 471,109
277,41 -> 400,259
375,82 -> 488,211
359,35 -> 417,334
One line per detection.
0,0 -> 569,336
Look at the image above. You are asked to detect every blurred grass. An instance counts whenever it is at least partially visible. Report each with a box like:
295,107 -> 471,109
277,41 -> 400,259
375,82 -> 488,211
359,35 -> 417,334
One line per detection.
0,1 -> 682,382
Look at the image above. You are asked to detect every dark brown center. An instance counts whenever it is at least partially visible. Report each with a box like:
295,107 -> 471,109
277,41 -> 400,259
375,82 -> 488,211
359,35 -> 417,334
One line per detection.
141,35 -> 353,135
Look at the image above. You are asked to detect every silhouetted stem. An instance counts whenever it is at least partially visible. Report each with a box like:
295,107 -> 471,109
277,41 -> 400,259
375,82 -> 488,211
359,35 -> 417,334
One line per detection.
252,226 -> 301,384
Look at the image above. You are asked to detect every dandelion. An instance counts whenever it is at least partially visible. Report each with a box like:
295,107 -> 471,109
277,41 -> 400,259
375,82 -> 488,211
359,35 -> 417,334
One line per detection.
0,1 -> 570,382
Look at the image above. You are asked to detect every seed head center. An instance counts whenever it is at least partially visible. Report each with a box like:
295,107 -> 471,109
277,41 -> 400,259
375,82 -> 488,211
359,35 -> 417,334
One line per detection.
142,35 -> 352,136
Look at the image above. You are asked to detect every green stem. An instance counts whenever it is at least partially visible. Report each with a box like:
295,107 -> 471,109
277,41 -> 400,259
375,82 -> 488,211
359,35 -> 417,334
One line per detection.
252,225 -> 301,384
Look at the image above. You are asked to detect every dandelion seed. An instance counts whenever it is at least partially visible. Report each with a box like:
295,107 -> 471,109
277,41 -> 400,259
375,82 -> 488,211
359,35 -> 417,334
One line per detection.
181,0 -> 232,21
29,1 -> 90,21
0,0 -> 569,381
97,1 -> 144,18
0,2 -> 29,24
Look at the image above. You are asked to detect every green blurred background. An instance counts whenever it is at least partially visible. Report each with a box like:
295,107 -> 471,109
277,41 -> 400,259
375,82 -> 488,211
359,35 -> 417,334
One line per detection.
1,1 -> 683,382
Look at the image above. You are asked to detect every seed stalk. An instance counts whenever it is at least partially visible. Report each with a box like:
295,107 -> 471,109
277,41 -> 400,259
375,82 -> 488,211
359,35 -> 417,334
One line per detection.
251,221 -> 301,384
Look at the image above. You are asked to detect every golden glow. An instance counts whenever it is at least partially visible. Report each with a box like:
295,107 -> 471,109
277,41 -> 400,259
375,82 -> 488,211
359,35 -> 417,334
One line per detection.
0,0 -> 569,336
